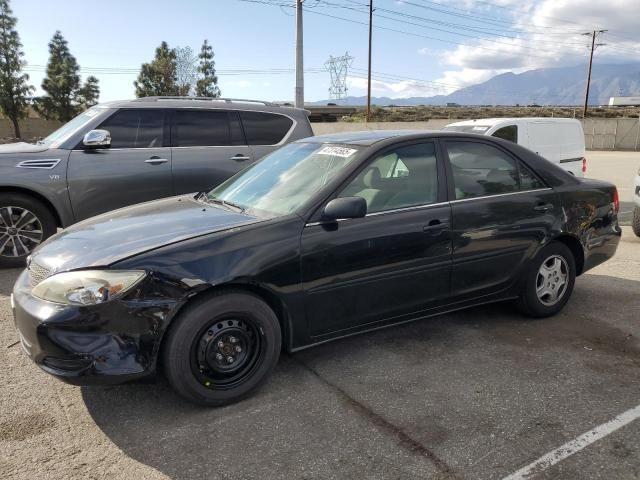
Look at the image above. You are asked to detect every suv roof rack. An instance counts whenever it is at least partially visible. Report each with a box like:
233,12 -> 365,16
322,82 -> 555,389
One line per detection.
134,96 -> 279,107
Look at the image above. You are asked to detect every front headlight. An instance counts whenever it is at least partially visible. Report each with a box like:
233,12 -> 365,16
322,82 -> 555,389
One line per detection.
32,270 -> 146,305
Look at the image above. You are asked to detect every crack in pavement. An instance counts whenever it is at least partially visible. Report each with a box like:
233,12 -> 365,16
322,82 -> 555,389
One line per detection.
294,357 -> 461,480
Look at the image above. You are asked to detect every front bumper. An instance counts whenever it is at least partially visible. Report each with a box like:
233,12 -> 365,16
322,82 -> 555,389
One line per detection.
11,269 -> 184,385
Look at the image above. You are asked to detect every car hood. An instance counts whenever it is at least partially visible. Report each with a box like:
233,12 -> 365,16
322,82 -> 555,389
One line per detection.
0,142 -> 49,154
30,196 -> 262,272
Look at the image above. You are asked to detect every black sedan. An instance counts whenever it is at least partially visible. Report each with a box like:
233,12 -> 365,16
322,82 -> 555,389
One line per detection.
12,131 -> 621,406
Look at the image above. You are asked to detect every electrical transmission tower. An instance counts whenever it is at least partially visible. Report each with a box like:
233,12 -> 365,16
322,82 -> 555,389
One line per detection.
325,52 -> 354,101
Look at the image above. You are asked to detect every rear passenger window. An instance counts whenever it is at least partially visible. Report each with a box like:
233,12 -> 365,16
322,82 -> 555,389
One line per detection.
446,142 -> 518,199
338,143 -> 438,214
173,110 -> 244,147
98,109 -> 164,148
240,112 -> 293,145
492,125 -> 517,143
519,162 -> 545,190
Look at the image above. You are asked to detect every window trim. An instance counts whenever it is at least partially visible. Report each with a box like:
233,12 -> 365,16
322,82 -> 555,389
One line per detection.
440,137 -> 549,202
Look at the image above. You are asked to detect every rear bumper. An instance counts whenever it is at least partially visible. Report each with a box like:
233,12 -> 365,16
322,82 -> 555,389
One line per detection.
582,223 -> 622,273
11,270 -> 182,385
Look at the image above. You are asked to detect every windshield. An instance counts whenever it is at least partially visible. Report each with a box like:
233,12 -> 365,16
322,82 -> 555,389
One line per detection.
207,142 -> 361,217
443,125 -> 491,134
41,106 -> 107,147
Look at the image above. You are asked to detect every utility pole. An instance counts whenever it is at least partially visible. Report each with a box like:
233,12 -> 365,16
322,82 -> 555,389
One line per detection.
295,0 -> 304,108
366,0 -> 373,122
582,29 -> 607,118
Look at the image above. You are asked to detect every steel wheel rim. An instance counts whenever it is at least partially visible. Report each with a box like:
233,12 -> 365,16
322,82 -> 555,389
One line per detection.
0,206 -> 44,258
191,317 -> 263,390
536,254 -> 569,306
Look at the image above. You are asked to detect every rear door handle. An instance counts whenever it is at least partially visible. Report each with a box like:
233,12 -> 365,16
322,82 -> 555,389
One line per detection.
231,154 -> 252,162
145,156 -> 169,165
533,203 -> 554,212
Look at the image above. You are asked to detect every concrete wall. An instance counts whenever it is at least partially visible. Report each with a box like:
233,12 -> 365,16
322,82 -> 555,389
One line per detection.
313,118 -> 640,151
0,118 -> 63,140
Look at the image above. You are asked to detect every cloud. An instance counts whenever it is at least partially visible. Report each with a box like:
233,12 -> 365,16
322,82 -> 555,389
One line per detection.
348,77 -> 448,98
417,47 -> 435,56
437,0 -> 640,89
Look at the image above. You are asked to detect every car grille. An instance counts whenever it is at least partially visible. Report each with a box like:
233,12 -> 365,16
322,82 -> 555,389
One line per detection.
28,262 -> 51,288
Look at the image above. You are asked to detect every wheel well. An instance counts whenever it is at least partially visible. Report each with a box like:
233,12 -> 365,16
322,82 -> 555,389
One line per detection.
162,283 -> 292,356
0,186 -> 63,227
554,234 -> 585,275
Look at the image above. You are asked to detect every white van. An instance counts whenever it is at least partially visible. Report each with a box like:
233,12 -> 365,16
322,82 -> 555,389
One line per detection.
443,118 -> 586,177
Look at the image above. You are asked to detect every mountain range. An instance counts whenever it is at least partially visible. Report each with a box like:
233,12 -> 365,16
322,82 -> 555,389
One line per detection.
316,63 -> 640,106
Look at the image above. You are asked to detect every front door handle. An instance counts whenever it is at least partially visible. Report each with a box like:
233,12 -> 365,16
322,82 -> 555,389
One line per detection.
231,154 -> 252,162
145,156 -> 169,165
423,219 -> 449,232
534,203 -> 554,212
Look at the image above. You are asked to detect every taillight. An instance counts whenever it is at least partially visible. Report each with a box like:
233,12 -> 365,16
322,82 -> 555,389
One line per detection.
582,157 -> 587,173
613,188 -> 620,213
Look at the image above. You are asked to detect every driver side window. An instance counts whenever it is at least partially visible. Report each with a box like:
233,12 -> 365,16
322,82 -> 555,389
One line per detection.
97,109 -> 165,149
338,143 -> 438,214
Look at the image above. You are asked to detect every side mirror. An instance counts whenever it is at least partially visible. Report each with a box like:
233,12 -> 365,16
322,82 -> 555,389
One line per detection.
322,197 -> 367,221
83,129 -> 111,149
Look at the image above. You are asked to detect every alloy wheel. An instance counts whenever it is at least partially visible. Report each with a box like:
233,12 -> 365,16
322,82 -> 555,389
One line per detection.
0,206 -> 44,258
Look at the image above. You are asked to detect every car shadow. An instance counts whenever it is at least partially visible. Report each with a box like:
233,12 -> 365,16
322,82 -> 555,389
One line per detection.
81,274 -> 640,480
0,268 -> 21,296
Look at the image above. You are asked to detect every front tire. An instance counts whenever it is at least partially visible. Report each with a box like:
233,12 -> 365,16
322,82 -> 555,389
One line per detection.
162,291 -> 281,407
0,193 -> 57,268
633,207 -> 640,238
517,241 -> 576,318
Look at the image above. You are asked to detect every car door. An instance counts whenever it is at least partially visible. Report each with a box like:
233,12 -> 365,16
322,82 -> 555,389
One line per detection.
300,141 -> 452,337
442,139 -> 558,299
239,111 -> 295,161
170,109 -> 252,195
67,108 -> 172,221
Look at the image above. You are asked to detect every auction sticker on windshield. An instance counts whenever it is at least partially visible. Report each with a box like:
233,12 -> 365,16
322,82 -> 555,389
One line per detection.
317,146 -> 358,158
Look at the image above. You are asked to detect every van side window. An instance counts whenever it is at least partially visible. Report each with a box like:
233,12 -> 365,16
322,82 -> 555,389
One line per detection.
492,125 -> 517,144
240,112 -> 293,145
97,109 -> 164,148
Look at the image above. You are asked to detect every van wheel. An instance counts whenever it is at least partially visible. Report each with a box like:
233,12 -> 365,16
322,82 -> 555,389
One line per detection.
633,207 -> 640,238
0,193 -> 57,268
162,291 -> 281,407
516,241 -> 576,318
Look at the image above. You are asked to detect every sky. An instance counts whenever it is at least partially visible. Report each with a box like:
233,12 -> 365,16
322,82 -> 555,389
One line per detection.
11,0 -> 640,104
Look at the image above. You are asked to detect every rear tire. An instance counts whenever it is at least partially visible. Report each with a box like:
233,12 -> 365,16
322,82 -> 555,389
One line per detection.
632,207 -> 640,238
0,193 -> 57,268
517,241 -> 576,318
162,291 -> 281,407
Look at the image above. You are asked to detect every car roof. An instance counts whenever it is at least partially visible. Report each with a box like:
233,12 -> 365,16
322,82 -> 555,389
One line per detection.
96,97 -> 309,115
446,117 -> 581,127
299,130 -> 440,146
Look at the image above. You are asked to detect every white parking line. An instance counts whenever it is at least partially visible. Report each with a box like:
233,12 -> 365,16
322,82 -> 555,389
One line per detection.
502,404 -> 640,480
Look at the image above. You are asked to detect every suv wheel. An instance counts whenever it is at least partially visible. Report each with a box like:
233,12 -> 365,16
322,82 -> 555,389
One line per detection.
516,241 -> 576,318
162,291 -> 281,407
0,193 -> 57,268
633,207 -> 640,238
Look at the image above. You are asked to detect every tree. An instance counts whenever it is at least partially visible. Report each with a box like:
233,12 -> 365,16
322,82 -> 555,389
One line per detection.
175,46 -> 197,96
77,75 -> 99,109
0,0 -> 34,138
34,31 -> 99,122
134,41 -> 178,97
196,40 -> 220,98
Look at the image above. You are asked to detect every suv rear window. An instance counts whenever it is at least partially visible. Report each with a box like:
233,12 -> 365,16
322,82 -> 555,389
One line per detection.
98,109 -> 164,148
240,112 -> 293,145
172,110 -> 244,147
